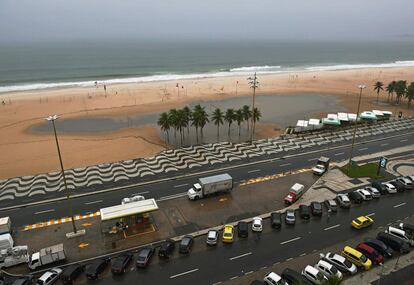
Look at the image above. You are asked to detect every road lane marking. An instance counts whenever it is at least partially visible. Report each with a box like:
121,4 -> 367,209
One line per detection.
173,183 -> 189,188
245,271 -> 253,275
157,192 -> 188,201
358,147 -> 368,151
247,169 -> 261,173
280,237 -> 301,245
366,212 -> 375,217
324,224 -> 341,231
280,163 -> 292,167
381,143 -> 389,146
286,257 -> 293,261
229,252 -> 252,261
400,139 -> 408,142
394,202 -> 407,208
170,268 -> 199,279
34,209 -> 55,215
132,191 -> 149,196
334,152 -> 345,156
84,200 -> 103,205
230,276 -> 238,280
308,158 -> 319,161
212,282 -> 222,285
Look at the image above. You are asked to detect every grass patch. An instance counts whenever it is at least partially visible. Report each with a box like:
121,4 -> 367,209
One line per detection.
340,162 -> 385,179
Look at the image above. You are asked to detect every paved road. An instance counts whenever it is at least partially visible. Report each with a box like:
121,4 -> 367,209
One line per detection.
74,184 -> 414,285
2,132 -> 414,227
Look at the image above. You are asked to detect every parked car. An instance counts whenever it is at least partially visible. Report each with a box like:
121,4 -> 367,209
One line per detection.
383,182 -> 397,194
356,243 -> 384,265
121,195 -> 145,204
399,223 -> 414,236
263,272 -> 288,285
252,217 -> 263,232
348,191 -> 363,203
61,264 -> 84,284
222,225 -> 235,243
179,235 -> 194,254
364,238 -> 393,258
299,205 -> 310,220
310,201 -> 323,216
85,258 -> 109,280
158,239 -> 175,259
324,199 -> 338,212
364,186 -> 381,198
385,226 -> 414,246
302,265 -> 328,284
314,260 -> 343,280
135,247 -> 154,268
111,253 -> 133,275
320,252 -> 357,275
351,216 -> 374,229
376,232 -> 410,254
37,268 -> 62,285
406,175 -> 414,183
270,212 -> 281,229
371,181 -> 388,195
237,221 -> 249,237
281,268 -> 313,285
396,177 -> 413,190
355,189 -> 373,201
390,180 -> 405,192
206,230 -> 219,245
341,246 -> 372,270
336,194 -> 351,209
285,210 -> 296,225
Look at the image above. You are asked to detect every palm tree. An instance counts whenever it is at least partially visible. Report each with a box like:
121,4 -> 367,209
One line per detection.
168,109 -> 179,143
373,81 -> 384,104
211,108 -> 224,140
235,109 -> 244,138
197,106 -> 209,141
157,112 -> 170,144
395,80 -> 407,104
182,106 -> 191,136
175,109 -> 187,145
224,108 -> 235,136
242,105 -> 252,130
251,107 -> 262,140
406,82 -> 414,108
191,105 -> 203,143
385,82 -> 395,102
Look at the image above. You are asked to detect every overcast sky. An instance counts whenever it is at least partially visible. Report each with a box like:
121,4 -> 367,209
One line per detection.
1,0 -> 413,43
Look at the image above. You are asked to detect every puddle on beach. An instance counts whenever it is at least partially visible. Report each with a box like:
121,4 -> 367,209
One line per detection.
31,93 -> 345,143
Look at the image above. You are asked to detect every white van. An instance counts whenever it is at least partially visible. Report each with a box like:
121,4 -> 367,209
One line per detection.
385,226 -> 414,246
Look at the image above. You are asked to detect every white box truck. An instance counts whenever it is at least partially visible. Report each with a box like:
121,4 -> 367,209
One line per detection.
0,234 -> 14,250
187,173 -> 233,200
0,246 -> 30,269
28,243 -> 66,270
0,217 -> 11,234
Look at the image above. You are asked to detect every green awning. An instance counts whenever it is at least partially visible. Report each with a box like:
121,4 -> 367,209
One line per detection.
321,117 -> 341,126
359,111 -> 377,120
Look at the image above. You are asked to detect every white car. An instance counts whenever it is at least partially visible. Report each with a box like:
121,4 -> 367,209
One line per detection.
252,217 -> 263,232
206,230 -> 218,246
355,189 -> 372,201
121,195 -> 145,204
397,177 -> 413,189
37,268 -> 62,285
315,260 -> 343,280
302,265 -> 328,284
312,165 -> 326,175
385,226 -> 414,246
383,183 -> 397,194
364,186 -> 381,198
264,272 -> 288,285
320,252 -> 357,275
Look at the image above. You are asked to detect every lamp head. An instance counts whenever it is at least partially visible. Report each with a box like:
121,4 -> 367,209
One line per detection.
46,115 -> 59,121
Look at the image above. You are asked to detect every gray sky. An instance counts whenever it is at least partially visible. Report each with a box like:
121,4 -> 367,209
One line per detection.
1,0 -> 413,43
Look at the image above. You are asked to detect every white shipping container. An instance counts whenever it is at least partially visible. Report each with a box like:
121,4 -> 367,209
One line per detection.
0,217 -> 11,235
0,234 -> 13,250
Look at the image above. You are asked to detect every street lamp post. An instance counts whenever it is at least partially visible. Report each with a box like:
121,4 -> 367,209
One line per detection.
347,85 -> 366,174
46,115 -> 84,237
247,73 -> 259,142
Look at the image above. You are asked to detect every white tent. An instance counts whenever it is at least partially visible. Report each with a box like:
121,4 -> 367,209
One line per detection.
337,112 -> 349,122
348,113 -> 357,121
327,114 -> 338,120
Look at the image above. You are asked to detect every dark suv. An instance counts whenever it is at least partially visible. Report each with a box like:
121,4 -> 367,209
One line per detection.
270,212 -> 282,229
299,205 -> 310,220
310,202 -> 322,216
135,247 -> 154,268
237,221 -> 249,237
372,181 -> 388,195
158,239 -> 175,259
179,235 -> 194,254
61,264 -> 84,284
85,258 -> 109,280
348,191 -> 363,203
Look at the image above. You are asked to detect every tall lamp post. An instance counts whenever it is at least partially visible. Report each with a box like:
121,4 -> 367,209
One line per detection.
247,73 -> 259,142
46,115 -> 83,237
347,85 -> 366,174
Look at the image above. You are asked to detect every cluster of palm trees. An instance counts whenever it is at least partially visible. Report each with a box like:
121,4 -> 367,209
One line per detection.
373,80 -> 414,107
157,104 -> 261,146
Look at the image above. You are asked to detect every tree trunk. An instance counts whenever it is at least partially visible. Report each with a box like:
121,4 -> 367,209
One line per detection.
228,123 -> 231,136
376,91 -> 379,104
195,126 -> 199,144
217,125 -> 220,141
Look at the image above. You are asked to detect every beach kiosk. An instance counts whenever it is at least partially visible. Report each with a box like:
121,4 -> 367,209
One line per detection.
360,111 -> 377,123
295,120 -> 309,133
337,112 -> 350,125
308,118 -> 322,131
100,199 -> 158,234
321,117 -> 341,129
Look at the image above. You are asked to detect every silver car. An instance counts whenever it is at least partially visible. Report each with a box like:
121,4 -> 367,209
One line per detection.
206,230 -> 218,245
285,210 -> 296,225
320,253 -> 357,275
36,268 -> 62,285
397,177 -> 413,190
365,186 -> 381,198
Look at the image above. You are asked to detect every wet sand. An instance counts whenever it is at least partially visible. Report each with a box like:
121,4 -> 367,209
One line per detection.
0,67 -> 413,179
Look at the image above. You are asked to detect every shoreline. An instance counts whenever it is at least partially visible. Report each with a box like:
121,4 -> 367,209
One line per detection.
1,67 -> 413,179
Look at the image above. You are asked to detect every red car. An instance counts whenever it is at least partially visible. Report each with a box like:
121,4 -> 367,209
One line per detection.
356,243 -> 384,265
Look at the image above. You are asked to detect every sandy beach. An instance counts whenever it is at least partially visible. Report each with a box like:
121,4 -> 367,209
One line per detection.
1,67 -> 414,179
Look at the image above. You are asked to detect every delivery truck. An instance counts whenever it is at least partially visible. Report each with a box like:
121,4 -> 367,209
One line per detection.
0,246 -> 30,269
312,156 -> 330,175
0,234 -> 14,250
284,183 -> 305,205
28,243 -> 66,270
187,174 -> 233,200
0,217 -> 11,235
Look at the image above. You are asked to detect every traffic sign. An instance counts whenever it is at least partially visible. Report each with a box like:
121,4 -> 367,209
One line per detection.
379,157 -> 388,168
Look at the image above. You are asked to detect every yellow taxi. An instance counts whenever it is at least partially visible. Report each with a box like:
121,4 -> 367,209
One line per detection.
222,225 -> 234,243
342,246 -> 372,270
351,216 -> 374,229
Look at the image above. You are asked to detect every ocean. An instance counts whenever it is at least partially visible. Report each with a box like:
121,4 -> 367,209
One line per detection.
1,40 -> 414,94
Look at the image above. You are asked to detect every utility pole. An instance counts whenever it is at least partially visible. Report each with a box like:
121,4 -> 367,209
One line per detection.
247,73 -> 259,142
347,85 -> 366,174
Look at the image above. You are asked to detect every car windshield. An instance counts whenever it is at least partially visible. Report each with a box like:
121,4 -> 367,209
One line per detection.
330,265 -> 338,273
224,233 -> 232,237
182,238 -> 190,245
344,259 -> 353,267
316,272 -> 325,280
314,203 -> 321,209
360,254 -> 368,262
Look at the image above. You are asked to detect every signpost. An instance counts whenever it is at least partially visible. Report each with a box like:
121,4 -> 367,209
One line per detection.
377,156 -> 388,176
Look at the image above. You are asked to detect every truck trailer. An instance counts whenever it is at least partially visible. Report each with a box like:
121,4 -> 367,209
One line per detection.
187,174 -> 233,200
0,246 -> 29,269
